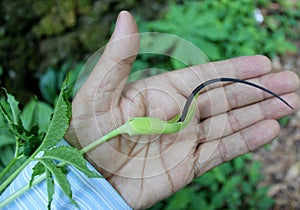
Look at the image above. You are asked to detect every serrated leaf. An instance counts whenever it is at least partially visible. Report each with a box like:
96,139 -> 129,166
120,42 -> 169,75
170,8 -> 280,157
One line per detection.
40,82 -> 71,150
30,162 -> 45,187
41,159 -> 78,208
9,124 -> 32,142
2,89 -> 21,126
43,146 -> 100,178
46,169 -> 55,210
8,124 -> 44,157
0,103 -> 13,125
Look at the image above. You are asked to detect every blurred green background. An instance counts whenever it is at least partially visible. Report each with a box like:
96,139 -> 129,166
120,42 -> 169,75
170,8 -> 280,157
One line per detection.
0,0 -> 299,209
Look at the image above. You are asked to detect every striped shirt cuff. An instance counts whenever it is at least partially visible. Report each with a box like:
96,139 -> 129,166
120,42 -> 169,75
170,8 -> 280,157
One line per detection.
0,140 -> 132,210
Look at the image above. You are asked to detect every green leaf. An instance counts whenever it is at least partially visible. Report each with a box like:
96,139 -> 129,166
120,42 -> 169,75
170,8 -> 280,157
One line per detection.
8,124 -> 32,143
140,33 -> 177,56
195,24 -> 228,41
36,102 -> 53,133
196,39 -> 221,60
233,156 -> 244,171
43,146 -> 100,178
40,82 -> 71,150
46,169 -> 55,210
1,89 -> 21,126
25,132 -> 45,157
241,181 -> 252,195
278,116 -> 290,127
212,166 -> 226,183
165,188 -> 194,210
0,106 -> 16,164
30,162 -> 45,187
21,99 -> 39,131
194,172 -> 215,187
0,101 -> 13,126
0,89 -> 18,125
171,39 -> 208,68
21,99 -> 53,133
8,124 -> 44,157
39,67 -> 58,104
41,159 -> 78,208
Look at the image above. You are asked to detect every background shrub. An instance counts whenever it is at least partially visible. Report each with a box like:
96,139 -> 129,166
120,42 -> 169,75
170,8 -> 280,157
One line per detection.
0,0 -> 169,102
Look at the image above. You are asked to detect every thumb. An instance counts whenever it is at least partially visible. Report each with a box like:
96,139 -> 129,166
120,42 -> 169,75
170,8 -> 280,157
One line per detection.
76,11 -> 139,110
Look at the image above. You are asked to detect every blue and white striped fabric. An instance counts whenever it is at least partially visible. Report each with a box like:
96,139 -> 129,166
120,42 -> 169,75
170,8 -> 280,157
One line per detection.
0,141 -> 132,210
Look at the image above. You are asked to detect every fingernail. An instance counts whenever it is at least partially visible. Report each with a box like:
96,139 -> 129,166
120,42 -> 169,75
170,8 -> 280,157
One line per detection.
116,11 -> 124,27
113,11 -> 130,39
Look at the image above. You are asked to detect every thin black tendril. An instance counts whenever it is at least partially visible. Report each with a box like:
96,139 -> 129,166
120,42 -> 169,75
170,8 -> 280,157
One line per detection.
177,78 -> 294,122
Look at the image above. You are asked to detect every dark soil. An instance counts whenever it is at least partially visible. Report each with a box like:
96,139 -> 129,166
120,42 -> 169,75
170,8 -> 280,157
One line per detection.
254,50 -> 300,210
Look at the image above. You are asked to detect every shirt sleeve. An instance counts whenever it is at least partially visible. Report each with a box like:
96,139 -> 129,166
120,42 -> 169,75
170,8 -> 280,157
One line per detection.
0,140 -> 132,210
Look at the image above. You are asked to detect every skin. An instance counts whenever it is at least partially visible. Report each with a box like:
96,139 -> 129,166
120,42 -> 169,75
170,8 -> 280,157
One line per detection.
65,11 -> 300,209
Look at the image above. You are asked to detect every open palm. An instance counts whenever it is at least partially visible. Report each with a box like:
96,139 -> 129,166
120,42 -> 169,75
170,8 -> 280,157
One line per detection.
65,11 -> 299,209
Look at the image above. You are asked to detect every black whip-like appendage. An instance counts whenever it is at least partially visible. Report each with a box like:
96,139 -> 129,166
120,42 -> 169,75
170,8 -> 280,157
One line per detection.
177,78 -> 293,122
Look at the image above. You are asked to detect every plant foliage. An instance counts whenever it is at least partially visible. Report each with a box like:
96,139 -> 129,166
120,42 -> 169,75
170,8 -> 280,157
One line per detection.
0,0 -> 169,102
134,0 -> 299,72
0,82 -> 99,209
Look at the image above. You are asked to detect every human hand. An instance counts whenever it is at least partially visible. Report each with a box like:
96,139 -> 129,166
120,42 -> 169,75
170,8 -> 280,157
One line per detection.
65,11 -> 300,209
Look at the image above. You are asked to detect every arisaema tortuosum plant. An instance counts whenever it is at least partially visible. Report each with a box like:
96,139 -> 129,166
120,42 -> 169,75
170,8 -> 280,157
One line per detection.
0,77 -> 294,209
82,77 -> 293,153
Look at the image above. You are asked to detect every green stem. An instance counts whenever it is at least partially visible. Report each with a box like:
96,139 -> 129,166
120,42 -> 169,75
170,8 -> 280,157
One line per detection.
0,127 -> 122,207
14,137 -> 20,158
0,157 -> 32,194
0,155 -> 23,180
80,128 -> 121,154
0,173 -> 46,208
0,142 -> 41,193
